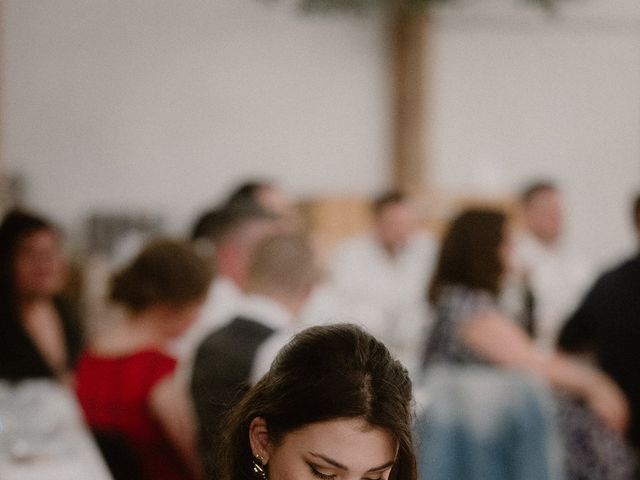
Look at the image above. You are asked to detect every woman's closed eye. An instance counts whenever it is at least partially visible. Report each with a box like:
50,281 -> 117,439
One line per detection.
307,462 -> 385,480
307,462 -> 336,479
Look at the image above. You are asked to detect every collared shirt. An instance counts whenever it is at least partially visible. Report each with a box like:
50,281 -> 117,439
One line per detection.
330,232 -> 437,312
171,276 -> 242,360
190,297 -> 290,469
171,276 -> 243,385
236,294 -> 296,384
234,294 -> 293,332
322,231 -> 437,377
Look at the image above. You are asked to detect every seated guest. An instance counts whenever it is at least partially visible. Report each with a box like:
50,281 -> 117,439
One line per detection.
415,365 -> 563,480
423,209 -> 635,480
190,233 -> 319,474
75,239 -> 210,480
329,191 -> 437,375
217,323 -> 417,480
513,181 -> 592,349
0,209 -> 83,384
174,202 -> 279,362
559,192 -> 640,450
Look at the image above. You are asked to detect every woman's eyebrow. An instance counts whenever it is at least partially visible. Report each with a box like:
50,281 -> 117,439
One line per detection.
307,452 -> 395,473
308,452 -> 347,470
366,460 -> 395,472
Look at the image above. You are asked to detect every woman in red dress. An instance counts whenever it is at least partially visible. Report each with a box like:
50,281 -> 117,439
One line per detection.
75,239 -> 211,480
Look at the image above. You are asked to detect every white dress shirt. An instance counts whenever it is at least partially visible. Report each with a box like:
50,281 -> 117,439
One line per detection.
172,276 -> 243,383
233,294 -> 296,385
323,231 -> 438,377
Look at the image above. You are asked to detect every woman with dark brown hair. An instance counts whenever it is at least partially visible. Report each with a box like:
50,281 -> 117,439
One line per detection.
217,323 -> 417,480
423,208 -> 635,480
425,209 -> 511,365
0,209 -> 82,383
75,238 -> 211,480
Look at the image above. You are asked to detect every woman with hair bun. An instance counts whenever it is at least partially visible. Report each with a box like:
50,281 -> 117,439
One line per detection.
75,238 -> 211,480
217,323 -> 417,480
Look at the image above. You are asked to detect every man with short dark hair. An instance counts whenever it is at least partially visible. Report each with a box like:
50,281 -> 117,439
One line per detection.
558,191 -> 640,449
514,180 -> 592,349
328,191 -> 437,376
225,179 -> 297,229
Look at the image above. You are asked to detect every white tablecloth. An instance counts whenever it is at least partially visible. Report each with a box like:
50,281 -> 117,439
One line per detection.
0,379 -> 113,480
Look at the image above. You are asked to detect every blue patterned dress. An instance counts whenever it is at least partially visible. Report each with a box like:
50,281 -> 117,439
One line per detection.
423,285 -> 636,480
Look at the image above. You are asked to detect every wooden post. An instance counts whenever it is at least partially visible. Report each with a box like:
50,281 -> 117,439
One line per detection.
0,0 -> 6,213
390,5 -> 428,198
0,0 -> 4,175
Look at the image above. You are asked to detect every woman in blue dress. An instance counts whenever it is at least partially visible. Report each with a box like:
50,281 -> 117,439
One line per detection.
421,208 -> 635,480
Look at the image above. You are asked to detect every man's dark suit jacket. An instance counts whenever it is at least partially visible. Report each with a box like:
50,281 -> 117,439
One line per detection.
190,317 -> 275,474
558,254 -> 640,446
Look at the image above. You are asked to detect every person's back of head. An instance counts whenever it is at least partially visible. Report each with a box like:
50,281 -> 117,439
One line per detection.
429,208 -> 507,303
190,208 -> 226,258
245,233 -> 319,308
218,323 -> 416,480
110,238 -> 211,314
226,181 -> 270,208
192,203 -> 278,246
190,203 -> 279,286
226,180 -> 292,221
217,204 -> 279,286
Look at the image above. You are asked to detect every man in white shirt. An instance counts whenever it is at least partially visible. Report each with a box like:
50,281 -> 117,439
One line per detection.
514,181 -> 592,350
328,191 -> 438,376
190,233 -> 319,472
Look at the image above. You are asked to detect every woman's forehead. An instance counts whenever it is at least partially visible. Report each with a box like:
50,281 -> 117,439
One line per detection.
280,418 -> 396,469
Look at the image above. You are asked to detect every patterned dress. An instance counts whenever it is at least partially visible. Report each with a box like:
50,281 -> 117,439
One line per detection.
424,285 -> 636,480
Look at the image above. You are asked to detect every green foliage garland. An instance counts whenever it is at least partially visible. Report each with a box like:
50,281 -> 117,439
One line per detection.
298,0 -> 558,13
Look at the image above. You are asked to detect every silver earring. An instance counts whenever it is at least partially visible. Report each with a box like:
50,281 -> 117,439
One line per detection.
252,454 -> 267,480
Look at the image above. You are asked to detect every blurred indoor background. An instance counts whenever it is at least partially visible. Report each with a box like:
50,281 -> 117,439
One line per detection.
1,0 -> 638,265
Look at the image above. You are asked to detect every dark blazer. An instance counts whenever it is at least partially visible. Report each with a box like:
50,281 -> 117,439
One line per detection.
558,254 -> 640,446
190,316 -> 275,474
0,296 -> 83,381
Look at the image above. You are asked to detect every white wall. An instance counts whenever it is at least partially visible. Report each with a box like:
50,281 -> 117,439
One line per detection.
429,0 -> 640,266
1,0 -> 639,267
0,0 -> 389,235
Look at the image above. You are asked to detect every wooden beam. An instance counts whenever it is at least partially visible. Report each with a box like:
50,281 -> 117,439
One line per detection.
390,6 -> 428,198
0,0 -> 4,175
0,0 -> 7,213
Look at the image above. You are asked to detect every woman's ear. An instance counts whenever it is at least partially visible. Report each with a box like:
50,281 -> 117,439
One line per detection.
248,416 -> 271,463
